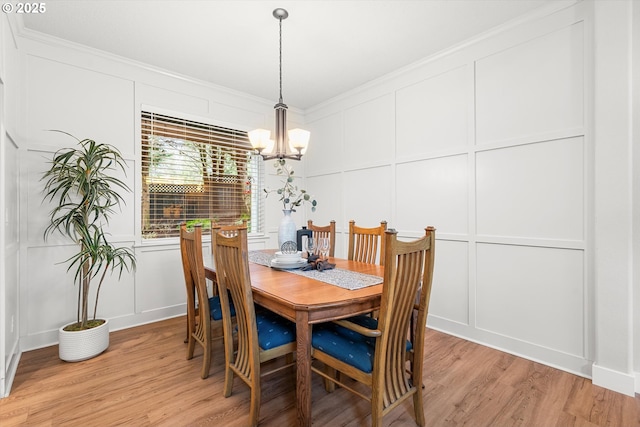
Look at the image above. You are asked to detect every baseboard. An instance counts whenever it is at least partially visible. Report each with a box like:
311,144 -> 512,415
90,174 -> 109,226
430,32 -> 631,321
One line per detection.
592,363 -> 635,397
2,347 -> 21,398
19,305 -> 186,353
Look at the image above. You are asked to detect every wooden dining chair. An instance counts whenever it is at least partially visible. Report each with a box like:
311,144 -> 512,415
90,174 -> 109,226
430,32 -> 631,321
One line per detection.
347,220 -> 387,265
212,225 -> 297,427
311,227 -> 436,427
180,223 -> 229,379
307,220 -> 336,257
182,220 -> 240,344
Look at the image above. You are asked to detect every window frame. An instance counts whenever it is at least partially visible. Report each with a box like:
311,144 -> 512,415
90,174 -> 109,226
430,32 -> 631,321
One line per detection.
139,109 -> 265,241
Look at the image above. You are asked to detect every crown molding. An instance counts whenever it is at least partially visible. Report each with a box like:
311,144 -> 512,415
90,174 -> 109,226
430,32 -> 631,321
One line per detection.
11,18 -> 298,112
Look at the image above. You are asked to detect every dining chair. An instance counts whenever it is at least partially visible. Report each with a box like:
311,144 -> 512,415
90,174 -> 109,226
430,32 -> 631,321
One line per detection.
182,220 -> 239,344
311,227 -> 436,427
180,223 -> 230,379
347,220 -> 388,265
212,225 -> 297,427
307,220 -> 336,257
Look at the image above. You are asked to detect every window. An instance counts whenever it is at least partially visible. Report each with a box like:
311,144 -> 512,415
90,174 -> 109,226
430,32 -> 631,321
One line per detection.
141,111 -> 263,239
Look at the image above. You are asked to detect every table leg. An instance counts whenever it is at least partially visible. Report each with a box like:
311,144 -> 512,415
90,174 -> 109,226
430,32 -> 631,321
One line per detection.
295,311 -> 312,427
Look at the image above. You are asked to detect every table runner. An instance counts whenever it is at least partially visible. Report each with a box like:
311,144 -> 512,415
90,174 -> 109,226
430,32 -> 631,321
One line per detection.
248,251 -> 383,291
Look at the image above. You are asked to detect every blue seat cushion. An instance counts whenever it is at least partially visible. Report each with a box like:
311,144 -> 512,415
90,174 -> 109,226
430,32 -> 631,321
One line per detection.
312,323 -> 375,373
209,293 -> 235,321
256,310 -> 296,350
311,316 -> 414,374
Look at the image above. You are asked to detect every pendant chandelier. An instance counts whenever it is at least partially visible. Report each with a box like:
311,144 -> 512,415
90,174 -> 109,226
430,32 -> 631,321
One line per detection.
249,8 -> 310,161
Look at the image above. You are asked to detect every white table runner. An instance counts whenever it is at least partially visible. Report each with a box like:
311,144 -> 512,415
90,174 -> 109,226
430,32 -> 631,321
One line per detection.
248,251 -> 382,291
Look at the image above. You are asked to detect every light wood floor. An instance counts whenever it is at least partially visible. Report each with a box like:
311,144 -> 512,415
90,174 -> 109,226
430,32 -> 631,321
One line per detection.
1,316 -> 639,426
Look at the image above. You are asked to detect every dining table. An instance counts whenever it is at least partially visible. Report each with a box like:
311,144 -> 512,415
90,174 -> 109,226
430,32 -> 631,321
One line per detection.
205,249 -> 384,427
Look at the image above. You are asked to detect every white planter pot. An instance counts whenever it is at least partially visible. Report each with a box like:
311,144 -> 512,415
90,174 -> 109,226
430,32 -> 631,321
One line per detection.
58,319 -> 110,362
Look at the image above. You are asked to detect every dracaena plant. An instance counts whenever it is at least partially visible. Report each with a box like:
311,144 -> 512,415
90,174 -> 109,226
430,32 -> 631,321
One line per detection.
42,132 -> 136,331
264,159 -> 317,212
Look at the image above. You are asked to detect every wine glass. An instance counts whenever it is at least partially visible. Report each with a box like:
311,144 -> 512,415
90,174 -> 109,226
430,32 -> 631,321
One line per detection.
305,237 -> 315,258
319,237 -> 330,260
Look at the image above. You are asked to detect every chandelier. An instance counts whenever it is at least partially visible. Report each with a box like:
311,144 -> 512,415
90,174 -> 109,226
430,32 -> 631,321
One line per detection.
248,8 -> 310,161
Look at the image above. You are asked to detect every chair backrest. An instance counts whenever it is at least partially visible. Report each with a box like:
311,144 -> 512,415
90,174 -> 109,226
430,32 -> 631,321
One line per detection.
307,220 -> 336,257
375,227 -> 435,410
211,226 -> 260,384
347,220 -> 388,265
210,220 -> 246,271
180,224 -> 211,350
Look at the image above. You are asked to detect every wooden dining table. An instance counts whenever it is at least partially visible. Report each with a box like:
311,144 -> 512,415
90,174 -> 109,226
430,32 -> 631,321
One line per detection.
205,250 -> 383,427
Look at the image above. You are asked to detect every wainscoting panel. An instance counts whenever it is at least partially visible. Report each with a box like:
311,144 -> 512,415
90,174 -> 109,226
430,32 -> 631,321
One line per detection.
26,55 -> 135,153
475,22 -> 584,145
396,65 -> 469,158
3,131 -> 20,397
135,246 -> 185,313
26,245 -> 85,334
396,155 -> 468,235
306,173 -> 343,229
429,240 -> 470,326
25,244 -> 136,334
25,149 -> 65,247
343,166 -> 392,228
305,112 -> 343,177
343,94 -> 395,168
476,243 -> 584,357
476,137 -> 584,241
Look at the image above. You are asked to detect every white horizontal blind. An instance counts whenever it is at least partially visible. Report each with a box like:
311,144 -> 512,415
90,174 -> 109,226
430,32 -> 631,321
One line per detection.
141,111 -> 263,238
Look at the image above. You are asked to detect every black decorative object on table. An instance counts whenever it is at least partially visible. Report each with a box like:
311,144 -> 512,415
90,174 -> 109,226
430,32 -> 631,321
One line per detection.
296,226 -> 313,252
302,255 -> 335,272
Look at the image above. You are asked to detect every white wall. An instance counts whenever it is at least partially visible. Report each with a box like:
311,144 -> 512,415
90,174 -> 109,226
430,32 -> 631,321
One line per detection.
1,12 -> 23,397
15,30 -> 299,351
633,0 -> 640,393
592,0 -> 637,395
304,1 -> 636,395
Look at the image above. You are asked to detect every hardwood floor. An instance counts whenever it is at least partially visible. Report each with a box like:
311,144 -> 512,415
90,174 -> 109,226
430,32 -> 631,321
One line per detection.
1,316 -> 639,426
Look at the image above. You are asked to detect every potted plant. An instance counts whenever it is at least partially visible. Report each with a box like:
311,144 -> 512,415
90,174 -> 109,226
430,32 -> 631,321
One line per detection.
264,159 -> 317,249
42,132 -> 136,362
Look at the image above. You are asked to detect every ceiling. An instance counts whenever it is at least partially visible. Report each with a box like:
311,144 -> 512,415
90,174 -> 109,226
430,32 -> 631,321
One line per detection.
20,0 -> 557,109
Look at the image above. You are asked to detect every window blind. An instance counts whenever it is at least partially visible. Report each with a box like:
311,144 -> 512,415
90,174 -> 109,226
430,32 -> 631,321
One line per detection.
141,111 -> 264,239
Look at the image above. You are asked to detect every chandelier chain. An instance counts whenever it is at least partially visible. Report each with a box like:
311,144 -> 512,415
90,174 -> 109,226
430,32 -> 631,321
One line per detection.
279,16 -> 283,104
